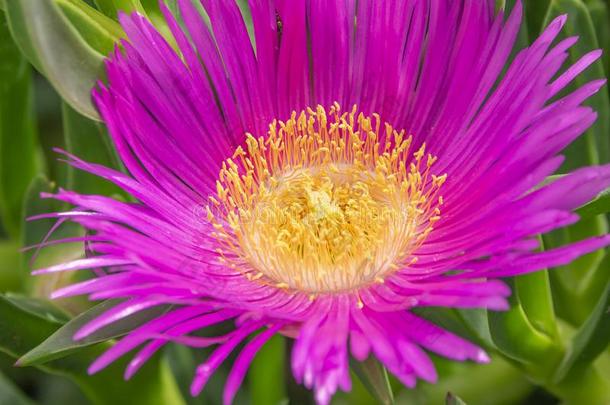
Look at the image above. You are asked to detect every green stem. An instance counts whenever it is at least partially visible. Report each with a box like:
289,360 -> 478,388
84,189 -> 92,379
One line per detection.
546,365 -> 610,405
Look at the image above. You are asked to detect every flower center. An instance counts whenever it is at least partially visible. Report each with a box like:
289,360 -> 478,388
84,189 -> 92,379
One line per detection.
207,104 -> 445,294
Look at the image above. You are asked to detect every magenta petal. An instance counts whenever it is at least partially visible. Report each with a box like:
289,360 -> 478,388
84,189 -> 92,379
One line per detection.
223,324 -> 283,405
28,1 -> 610,404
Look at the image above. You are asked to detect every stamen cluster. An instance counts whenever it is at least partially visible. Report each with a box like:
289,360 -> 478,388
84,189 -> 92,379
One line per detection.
207,104 -> 445,293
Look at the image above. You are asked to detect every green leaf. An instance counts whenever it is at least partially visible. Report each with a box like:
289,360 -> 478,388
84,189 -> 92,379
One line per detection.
0,370 -> 36,405
585,0 -> 610,75
580,250 -> 610,313
549,367 -> 610,404
139,0 -> 178,46
575,187 -> 610,219
525,0 -> 552,36
2,293 -> 70,325
2,1 -> 42,72
93,0 -> 145,18
455,308 -> 495,349
0,294 -> 185,405
487,280 -> 562,380
350,356 -> 394,405
93,0 -> 177,45
18,300 -> 171,366
250,335 -> 285,405
514,268 -> 559,340
399,356 -> 533,405
5,0 -> 104,120
0,295 -> 65,359
488,304 -> 556,364
56,0 -> 124,55
413,307 -> 494,349
446,392 -> 467,405
553,276 -> 610,383
62,102 -> 125,196
544,215 -> 607,325
0,15 -> 41,240
543,0 -> 610,169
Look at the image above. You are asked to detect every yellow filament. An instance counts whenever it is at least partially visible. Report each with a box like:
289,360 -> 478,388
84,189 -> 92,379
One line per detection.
207,103 -> 445,293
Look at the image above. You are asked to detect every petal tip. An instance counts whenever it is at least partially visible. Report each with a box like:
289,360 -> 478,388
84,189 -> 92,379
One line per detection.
476,350 -> 490,363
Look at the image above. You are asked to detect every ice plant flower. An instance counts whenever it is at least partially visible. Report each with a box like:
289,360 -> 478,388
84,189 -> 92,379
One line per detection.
33,0 -> 610,404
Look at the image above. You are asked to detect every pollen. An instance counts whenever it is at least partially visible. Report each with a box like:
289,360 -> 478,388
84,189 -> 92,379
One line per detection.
207,103 -> 445,293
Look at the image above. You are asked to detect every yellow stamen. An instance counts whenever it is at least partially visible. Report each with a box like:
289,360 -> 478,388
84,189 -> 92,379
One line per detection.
206,104 -> 445,293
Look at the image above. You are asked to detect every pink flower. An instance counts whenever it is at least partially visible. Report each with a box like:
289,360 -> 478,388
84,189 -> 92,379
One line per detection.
35,1 -> 609,404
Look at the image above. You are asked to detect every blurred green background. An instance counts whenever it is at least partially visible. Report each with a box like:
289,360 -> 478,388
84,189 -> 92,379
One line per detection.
0,0 -> 609,404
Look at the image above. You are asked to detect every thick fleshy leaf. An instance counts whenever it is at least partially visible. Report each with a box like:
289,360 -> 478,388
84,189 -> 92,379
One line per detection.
576,187 -> 610,218
487,307 -> 556,365
579,250 -> 610,313
94,0 -> 177,42
55,0 -> 124,55
93,0 -> 145,18
18,300 -> 171,366
0,294 -> 64,359
544,215 -> 608,324
487,280 -> 561,377
4,0 -> 104,120
553,276 -> 610,383
2,293 -> 70,325
414,307 -> 494,349
514,268 -> 559,340
249,335 -> 286,405
0,295 -> 185,405
0,15 -> 40,239
350,357 -> 394,405
455,309 -> 495,349
138,0 -> 179,44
